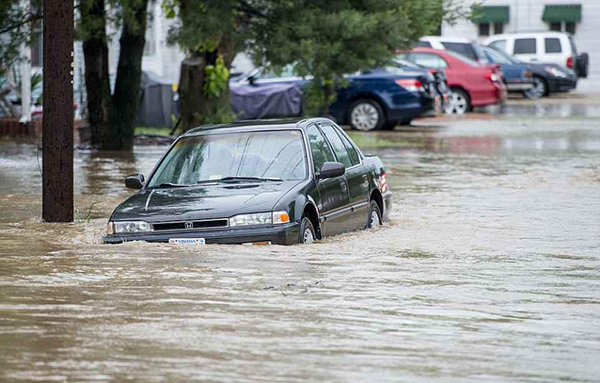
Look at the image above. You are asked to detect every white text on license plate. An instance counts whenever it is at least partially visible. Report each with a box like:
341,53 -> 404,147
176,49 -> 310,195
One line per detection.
169,238 -> 206,245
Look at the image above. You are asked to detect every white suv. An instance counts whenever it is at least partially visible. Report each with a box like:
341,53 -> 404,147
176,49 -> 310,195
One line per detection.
484,32 -> 588,78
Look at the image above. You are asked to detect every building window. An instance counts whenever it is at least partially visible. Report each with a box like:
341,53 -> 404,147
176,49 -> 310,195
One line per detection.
478,23 -> 490,37
31,29 -> 43,67
493,22 -> 504,34
542,4 -> 580,35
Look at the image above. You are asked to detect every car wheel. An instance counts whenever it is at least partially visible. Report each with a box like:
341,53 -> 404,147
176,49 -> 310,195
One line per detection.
299,217 -> 316,244
349,100 -> 385,131
443,88 -> 470,115
366,200 -> 382,229
523,76 -> 547,100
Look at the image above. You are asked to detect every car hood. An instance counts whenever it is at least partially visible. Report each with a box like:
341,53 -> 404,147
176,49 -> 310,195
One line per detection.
111,180 -> 302,222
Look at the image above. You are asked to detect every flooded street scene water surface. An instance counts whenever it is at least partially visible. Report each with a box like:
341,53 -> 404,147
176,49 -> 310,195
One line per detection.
1,105 -> 600,382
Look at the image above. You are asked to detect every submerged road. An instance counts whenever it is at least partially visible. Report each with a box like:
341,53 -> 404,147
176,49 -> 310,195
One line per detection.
1,111 -> 599,381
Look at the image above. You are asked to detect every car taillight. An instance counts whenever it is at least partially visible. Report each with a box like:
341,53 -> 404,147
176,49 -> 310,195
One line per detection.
567,57 -> 573,68
379,172 -> 388,193
486,71 -> 500,82
395,79 -> 424,92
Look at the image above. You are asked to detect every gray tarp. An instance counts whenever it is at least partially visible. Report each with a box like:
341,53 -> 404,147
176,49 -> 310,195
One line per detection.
230,84 -> 303,120
136,72 -> 174,128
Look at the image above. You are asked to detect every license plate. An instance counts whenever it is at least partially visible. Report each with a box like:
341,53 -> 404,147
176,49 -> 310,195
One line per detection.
169,238 -> 206,245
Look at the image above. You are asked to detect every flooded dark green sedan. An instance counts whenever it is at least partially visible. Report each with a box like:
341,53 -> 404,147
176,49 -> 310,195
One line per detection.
104,118 -> 392,245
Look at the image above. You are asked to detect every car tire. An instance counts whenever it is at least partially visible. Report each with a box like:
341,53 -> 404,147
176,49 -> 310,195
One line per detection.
299,217 -> 316,244
366,200 -> 382,229
523,76 -> 547,100
349,99 -> 385,131
444,88 -> 470,115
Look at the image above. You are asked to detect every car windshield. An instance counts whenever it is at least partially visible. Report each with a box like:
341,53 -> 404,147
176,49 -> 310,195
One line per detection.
147,130 -> 308,187
487,47 -> 522,65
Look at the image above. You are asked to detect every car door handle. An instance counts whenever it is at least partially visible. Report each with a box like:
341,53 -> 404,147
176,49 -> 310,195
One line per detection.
340,181 -> 347,190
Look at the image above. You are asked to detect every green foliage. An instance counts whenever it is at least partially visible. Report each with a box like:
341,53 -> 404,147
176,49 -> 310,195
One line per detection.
203,55 -> 229,98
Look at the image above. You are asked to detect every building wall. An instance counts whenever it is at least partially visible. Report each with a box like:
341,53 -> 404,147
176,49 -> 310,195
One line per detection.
441,0 -> 600,92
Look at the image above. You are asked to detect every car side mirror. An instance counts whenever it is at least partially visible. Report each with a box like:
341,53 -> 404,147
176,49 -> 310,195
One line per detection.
248,75 -> 256,86
125,173 -> 145,190
318,162 -> 345,180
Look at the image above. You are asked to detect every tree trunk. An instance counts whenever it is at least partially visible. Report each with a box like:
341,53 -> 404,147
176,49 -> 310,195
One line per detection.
178,36 -> 235,132
81,0 -> 111,148
108,0 -> 148,150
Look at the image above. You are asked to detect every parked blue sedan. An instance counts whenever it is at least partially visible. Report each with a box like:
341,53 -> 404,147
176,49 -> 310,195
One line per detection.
232,66 -> 436,131
480,45 -> 534,93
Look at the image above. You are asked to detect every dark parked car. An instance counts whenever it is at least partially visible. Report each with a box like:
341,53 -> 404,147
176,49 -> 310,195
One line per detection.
104,118 -> 393,245
479,45 -> 534,93
482,45 -> 577,99
233,66 -> 436,131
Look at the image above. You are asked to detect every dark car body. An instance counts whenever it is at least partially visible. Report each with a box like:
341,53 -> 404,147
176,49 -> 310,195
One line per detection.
481,45 -> 576,97
232,66 -> 436,130
479,45 -> 534,92
104,118 -> 392,245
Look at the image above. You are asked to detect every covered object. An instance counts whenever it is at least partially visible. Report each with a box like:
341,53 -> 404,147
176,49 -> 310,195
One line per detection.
136,72 -> 175,128
230,84 -> 303,120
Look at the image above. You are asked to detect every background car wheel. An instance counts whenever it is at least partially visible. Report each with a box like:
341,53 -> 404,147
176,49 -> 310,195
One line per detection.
349,100 -> 385,131
299,217 -> 316,244
523,76 -> 547,100
366,200 -> 382,229
443,88 -> 470,115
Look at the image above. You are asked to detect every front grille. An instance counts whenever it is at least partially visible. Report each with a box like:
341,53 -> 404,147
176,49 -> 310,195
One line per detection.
152,219 -> 229,231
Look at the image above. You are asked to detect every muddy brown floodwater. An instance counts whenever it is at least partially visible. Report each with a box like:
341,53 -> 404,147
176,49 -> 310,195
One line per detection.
1,116 -> 599,382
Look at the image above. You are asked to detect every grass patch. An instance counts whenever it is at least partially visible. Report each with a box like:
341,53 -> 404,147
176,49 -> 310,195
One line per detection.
346,131 -> 423,149
135,126 -> 172,136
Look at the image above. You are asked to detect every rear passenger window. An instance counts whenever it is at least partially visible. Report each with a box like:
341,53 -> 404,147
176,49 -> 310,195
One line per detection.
545,38 -> 562,54
441,42 -> 476,61
514,38 -> 536,54
337,130 -> 361,166
319,124 -> 352,168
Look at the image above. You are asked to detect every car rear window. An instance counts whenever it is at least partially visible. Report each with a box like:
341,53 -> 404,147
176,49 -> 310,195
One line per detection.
415,41 -> 432,48
545,38 -> 562,54
408,53 -> 448,69
514,38 -> 536,54
441,42 -> 477,61
489,39 -> 507,52
445,51 -> 480,67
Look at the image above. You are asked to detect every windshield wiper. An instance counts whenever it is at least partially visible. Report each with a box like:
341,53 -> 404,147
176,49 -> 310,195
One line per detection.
219,176 -> 282,183
150,182 -> 190,189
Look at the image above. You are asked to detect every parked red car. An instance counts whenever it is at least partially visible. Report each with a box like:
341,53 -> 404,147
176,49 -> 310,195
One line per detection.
400,48 -> 506,114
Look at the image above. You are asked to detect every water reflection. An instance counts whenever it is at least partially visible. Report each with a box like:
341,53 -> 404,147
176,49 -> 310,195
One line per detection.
1,117 -> 599,382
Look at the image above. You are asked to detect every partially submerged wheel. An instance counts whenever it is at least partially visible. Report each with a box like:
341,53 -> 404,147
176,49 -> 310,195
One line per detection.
349,100 -> 385,131
299,216 -> 316,244
366,200 -> 382,229
444,88 -> 470,115
523,76 -> 547,100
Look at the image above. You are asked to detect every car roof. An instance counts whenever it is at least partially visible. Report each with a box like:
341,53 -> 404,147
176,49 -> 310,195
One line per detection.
420,36 -> 476,44
182,118 -> 332,136
487,31 -> 569,40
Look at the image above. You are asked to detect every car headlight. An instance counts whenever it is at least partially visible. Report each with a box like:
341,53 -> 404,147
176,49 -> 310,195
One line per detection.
107,221 -> 152,234
229,211 -> 290,227
544,67 -> 567,78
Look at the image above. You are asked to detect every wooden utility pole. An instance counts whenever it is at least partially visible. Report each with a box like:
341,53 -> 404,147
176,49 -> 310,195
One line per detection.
42,0 -> 74,222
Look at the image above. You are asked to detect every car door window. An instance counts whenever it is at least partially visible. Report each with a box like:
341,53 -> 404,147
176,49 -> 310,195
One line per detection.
335,129 -> 361,167
545,38 -> 562,54
514,38 -> 536,54
489,39 -> 507,52
484,49 -> 511,64
441,42 -> 477,61
408,53 -> 448,70
307,125 -> 335,173
319,124 -> 352,168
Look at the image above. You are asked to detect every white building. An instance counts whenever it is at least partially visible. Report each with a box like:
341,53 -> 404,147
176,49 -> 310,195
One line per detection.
440,0 -> 600,91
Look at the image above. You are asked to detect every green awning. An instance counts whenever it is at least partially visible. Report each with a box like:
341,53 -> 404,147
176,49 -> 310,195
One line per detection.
472,6 -> 510,24
542,4 -> 582,23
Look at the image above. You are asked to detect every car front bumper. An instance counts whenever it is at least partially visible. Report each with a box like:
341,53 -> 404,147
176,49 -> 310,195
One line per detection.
548,77 -> 577,93
104,222 -> 301,245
